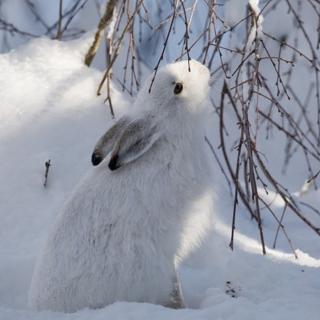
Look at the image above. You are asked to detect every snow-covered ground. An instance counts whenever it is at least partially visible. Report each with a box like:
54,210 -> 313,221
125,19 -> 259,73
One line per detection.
0,37 -> 319,320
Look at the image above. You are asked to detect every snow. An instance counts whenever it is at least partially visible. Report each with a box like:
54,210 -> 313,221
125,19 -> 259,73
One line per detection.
0,36 -> 319,320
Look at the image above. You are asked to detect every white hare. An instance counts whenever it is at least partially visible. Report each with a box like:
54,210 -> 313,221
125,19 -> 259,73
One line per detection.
29,60 -> 215,312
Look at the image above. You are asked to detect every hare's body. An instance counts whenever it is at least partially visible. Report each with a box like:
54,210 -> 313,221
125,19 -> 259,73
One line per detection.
30,60 -> 214,312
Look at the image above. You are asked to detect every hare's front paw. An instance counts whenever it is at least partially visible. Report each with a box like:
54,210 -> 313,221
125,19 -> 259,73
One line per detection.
165,279 -> 185,309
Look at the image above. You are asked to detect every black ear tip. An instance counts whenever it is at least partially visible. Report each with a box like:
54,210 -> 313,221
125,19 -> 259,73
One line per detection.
91,152 -> 103,166
108,154 -> 120,171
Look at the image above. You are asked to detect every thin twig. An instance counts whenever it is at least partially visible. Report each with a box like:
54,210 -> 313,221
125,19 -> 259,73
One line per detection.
43,160 -> 51,188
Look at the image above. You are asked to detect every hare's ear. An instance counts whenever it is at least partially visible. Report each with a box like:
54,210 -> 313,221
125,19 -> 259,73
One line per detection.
108,118 -> 160,171
91,117 -> 130,166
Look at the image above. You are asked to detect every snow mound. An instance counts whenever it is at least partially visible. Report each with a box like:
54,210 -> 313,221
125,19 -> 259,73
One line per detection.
0,36 -> 319,320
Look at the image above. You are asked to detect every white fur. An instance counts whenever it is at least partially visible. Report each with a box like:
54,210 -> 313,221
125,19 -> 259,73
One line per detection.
29,60 -> 215,312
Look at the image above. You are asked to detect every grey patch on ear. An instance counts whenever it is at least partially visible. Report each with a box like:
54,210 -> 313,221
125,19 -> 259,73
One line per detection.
91,116 -> 130,166
108,116 -> 161,170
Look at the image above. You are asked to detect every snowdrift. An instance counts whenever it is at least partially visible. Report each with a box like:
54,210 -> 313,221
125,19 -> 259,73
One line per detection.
0,37 -> 319,320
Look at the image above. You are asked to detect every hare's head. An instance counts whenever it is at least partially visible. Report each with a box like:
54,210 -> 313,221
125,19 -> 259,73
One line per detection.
136,59 -> 210,115
91,60 -> 210,169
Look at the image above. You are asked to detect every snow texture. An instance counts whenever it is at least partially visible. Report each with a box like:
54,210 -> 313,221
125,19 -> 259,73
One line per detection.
0,37 -> 320,320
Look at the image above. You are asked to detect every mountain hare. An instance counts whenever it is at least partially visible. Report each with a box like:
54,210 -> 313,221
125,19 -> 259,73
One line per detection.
29,60 -> 215,312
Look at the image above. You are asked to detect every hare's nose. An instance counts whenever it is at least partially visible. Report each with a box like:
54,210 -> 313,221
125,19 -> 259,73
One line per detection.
91,152 -> 103,166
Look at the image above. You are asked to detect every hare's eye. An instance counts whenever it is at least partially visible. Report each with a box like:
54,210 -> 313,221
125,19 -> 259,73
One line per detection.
174,82 -> 183,94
